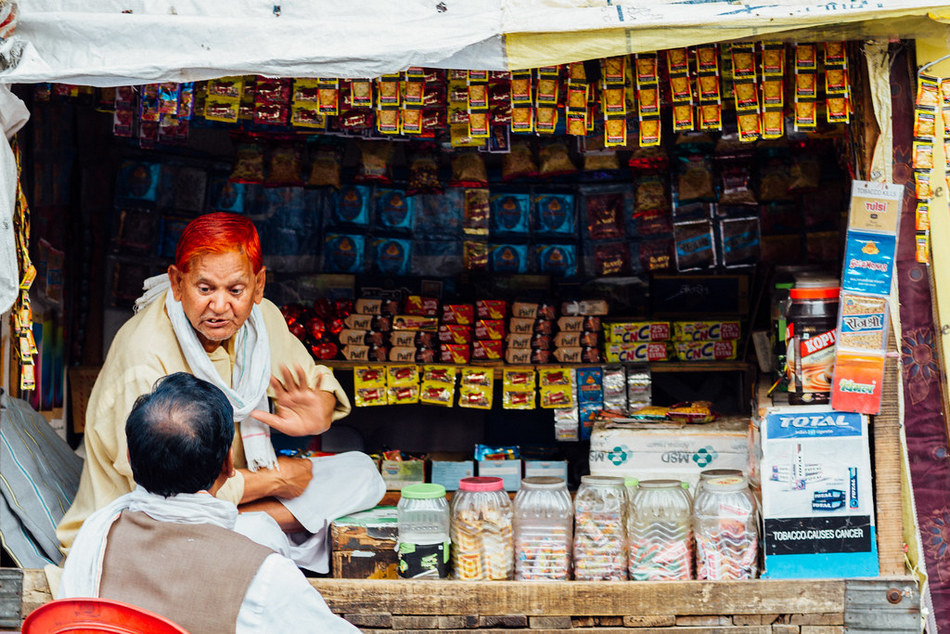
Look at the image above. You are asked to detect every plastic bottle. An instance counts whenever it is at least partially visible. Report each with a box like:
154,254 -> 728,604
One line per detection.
397,483 -> 451,578
573,475 -> 627,581
451,476 -> 513,580
513,476 -> 573,580
693,474 -> 759,580
627,480 -> 693,580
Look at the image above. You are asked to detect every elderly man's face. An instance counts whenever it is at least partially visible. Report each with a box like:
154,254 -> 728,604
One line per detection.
168,251 -> 265,352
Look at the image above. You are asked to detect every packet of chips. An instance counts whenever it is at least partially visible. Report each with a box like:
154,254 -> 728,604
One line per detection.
420,365 -> 458,407
266,142 -> 304,187
502,141 -> 538,181
666,400 -> 718,424
352,365 -> 389,407
627,404 -> 669,422
450,152 -> 489,187
306,144 -> 342,188
503,367 -> 537,410
538,140 -> 578,177
355,141 -> 393,184
229,139 -> 265,184
459,367 -> 494,409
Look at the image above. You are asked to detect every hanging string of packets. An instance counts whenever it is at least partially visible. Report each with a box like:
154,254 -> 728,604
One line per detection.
911,73 -> 950,265
10,140 -> 36,392
70,42 -> 856,150
352,364 -> 575,411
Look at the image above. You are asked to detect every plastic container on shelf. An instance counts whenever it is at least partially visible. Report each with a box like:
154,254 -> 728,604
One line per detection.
573,475 -> 627,581
513,476 -> 573,581
785,274 -> 840,405
626,479 -> 693,580
693,474 -> 759,580
451,476 -> 514,580
695,468 -> 744,498
397,483 -> 451,578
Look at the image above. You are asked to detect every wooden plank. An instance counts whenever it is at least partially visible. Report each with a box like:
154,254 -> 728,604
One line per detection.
874,352 -> 905,575
309,578 -> 848,616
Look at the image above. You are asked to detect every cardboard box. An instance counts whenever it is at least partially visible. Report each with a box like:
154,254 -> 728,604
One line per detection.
524,460 -> 569,482
759,406 -> 878,579
431,460 -> 475,491
588,417 -> 750,489
478,459 -> 522,491
330,506 -> 399,579
380,458 -> 425,490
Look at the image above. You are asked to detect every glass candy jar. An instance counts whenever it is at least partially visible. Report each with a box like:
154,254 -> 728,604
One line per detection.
626,479 -> 693,580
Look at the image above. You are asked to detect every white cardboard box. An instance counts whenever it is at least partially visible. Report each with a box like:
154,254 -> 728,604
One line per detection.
588,417 -> 750,490
759,406 -> 878,578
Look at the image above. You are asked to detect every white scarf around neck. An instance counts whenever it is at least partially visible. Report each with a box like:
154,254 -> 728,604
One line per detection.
137,274 -> 277,471
61,486 -> 239,598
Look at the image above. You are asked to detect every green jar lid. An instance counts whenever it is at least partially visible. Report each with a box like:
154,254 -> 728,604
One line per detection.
624,477 -> 639,487
401,483 -> 446,499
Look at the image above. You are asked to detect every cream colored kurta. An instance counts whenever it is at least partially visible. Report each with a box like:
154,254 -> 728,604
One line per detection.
56,291 -> 350,552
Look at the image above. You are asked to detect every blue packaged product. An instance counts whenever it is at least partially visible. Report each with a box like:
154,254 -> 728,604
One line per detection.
536,244 -> 577,277
576,367 -> 604,404
811,499 -> 845,512
208,177 -> 246,213
534,193 -> 576,235
578,403 -> 601,440
414,192 -> 463,238
842,232 -> 896,296
813,489 -> 845,502
375,188 -> 414,231
373,238 -> 412,276
849,467 -> 859,508
491,244 -> 529,274
674,220 -> 715,271
323,234 -> 366,273
331,185 -> 371,226
491,193 -> 531,235
115,161 -> 161,202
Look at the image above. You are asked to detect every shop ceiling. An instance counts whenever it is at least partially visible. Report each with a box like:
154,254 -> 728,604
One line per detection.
0,1 -> 948,86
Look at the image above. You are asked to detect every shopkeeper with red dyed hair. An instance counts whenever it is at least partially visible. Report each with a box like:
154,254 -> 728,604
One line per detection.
57,212 -> 384,573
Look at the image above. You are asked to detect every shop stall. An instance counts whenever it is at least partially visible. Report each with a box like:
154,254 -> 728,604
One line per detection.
2,2 -> 950,632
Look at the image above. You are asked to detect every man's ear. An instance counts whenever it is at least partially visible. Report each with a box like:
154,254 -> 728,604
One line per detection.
167,265 -> 184,301
223,448 -> 236,479
253,266 -> 266,304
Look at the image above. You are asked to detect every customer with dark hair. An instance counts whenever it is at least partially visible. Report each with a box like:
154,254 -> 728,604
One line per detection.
60,373 -> 358,633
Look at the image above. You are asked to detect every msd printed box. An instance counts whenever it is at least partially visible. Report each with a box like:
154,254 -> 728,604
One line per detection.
588,417 -> 750,490
760,406 -> 878,578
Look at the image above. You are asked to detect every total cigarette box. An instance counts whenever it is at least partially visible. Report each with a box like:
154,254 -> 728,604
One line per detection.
588,417 -> 750,490
760,406 -> 878,578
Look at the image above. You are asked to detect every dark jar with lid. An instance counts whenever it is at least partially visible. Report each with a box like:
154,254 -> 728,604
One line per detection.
785,277 -> 839,405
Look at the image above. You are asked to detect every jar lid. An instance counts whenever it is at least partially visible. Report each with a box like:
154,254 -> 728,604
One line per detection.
401,483 -> 446,499
521,476 -> 565,489
580,475 -> 625,487
624,477 -> 639,488
459,476 -> 504,492
705,475 -> 749,491
790,286 -> 840,300
699,468 -> 743,480
637,479 -> 683,489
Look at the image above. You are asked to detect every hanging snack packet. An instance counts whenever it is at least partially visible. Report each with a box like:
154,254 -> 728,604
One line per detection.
353,365 -> 389,407
503,367 -> 537,410
538,140 -> 578,177
407,149 -> 442,195
372,238 -> 412,276
306,144 -> 342,188
450,152 -> 489,187
675,155 -> 716,203
536,244 -> 577,277
420,365 -> 458,407
585,191 -> 625,240
540,383 -> 574,409
229,139 -> 266,184
266,142 -> 304,187
375,189 -> 414,232
534,193 -> 576,235
355,141 -> 394,184
459,367 -> 494,409
502,141 -> 539,181
490,244 -> 529,274
323,234 -> 366,273
463,240 -> 489,272
463,188 -> 491,235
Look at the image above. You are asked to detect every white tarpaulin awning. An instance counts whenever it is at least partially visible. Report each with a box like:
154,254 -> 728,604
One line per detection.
0,1 -> 948,85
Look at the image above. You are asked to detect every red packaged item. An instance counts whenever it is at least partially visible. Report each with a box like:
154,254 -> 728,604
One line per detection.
415,332 -> 438,348
531,333 -> 553,350
472,340 -> 504,360
311,341 -> 339,360
368,345 -> 389,362
474,319 -> 506,340
476,299 -> 507,320
415,347 -> 437,363
439,324 -> 474,345
440,344 -> 472,364
442,304 -> 475,325
530,348 -> 553,364
405,295 -> 440,316
393,315 -> 439,331
533,320 -> 555,335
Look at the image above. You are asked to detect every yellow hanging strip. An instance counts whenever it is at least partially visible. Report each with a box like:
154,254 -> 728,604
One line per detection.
11,138 -> 35,392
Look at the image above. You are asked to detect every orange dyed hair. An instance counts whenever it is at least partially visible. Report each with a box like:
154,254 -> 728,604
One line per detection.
175,212 -> 263,274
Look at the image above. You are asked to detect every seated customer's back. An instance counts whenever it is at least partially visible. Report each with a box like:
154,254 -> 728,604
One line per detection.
60,372 -> 358,633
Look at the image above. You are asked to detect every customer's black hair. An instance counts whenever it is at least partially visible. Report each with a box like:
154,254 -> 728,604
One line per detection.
125,372 -> 234,497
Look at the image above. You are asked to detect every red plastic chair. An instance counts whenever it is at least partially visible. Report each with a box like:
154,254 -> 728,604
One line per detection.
22,597 -> 189,633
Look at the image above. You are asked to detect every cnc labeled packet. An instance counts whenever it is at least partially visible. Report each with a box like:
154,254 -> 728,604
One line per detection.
759,406 -> 878,578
